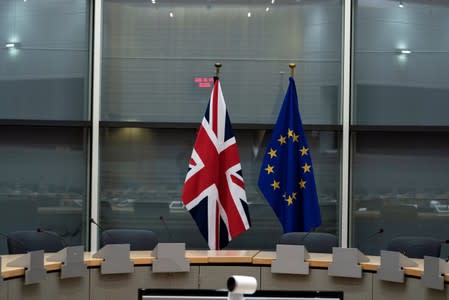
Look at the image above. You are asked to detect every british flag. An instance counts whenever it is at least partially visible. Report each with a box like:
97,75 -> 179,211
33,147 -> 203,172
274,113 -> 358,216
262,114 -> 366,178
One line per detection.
181,79 -> 251,250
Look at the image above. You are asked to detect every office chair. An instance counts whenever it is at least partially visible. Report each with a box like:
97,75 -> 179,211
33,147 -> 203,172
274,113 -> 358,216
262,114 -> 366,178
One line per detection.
279,232 -> 338,253
100,229 -> 158,251
386,236 -> 442,259
7,230 -> 65,254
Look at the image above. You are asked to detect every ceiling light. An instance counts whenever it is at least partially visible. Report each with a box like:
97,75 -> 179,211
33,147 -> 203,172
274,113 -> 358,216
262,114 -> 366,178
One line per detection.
169,11 -> 174,18
5,42 -> 20,49
400,49 -> 411,54
271,0 -> 275,4
265,7 -> 270,12
398,1 -> 404,8
247,11 -> 251,18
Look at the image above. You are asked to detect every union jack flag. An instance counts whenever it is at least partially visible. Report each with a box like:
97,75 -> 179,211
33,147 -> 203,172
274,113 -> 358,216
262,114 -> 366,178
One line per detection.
181,79 -> 251,250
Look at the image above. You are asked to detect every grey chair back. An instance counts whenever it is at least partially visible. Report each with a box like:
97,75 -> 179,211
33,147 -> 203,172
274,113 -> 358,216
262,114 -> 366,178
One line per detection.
101,229 -> 158,251
7,230 -> 65,254
386,236 -> 441,258
279,232 -> 338,253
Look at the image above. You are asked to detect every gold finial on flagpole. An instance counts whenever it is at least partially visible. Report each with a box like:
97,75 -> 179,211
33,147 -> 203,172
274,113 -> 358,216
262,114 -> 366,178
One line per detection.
289,63 -> 296,77
215,63 -> 222,77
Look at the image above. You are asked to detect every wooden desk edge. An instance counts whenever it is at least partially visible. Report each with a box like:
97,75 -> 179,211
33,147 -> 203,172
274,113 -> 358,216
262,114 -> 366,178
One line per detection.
208,257 -> 254,263
2,268 -> 25,278
188,257 -> 209,264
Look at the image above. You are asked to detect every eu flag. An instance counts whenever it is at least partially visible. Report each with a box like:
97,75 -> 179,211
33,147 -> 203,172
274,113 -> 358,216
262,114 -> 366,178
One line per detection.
258,77 -> 321,233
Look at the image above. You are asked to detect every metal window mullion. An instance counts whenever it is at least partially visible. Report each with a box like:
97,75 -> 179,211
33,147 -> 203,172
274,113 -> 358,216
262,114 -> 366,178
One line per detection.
340,0 -> 353,248
90,0 -> 103,252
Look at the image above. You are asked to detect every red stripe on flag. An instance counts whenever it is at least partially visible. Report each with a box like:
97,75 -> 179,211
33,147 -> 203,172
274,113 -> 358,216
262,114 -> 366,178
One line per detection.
182,127 -> 219,199
230,174 -> 245,189
217,176 -> 246,238
212,81 -> 219,137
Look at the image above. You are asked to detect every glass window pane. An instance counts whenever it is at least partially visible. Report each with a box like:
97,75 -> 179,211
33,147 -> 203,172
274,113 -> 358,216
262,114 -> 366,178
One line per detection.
351,132 -> 449,255
99,128 -> 340,249
0,0 -> 90,120
101,0 -> 342,125
0,127 -> 89,254
353,0 -> 449,125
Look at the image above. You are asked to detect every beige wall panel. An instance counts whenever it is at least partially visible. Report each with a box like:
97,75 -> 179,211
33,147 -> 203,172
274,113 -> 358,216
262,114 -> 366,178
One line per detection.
199,266 -> 260,290
7,272 -> 88,300
373,274 -> 449,300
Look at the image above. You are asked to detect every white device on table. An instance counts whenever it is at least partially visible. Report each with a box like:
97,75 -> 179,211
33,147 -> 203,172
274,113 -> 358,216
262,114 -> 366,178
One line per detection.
227,275 -> 257,300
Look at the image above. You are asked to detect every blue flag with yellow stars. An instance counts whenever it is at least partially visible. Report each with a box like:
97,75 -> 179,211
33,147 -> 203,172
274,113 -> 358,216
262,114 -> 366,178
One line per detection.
258,77 -> 321,233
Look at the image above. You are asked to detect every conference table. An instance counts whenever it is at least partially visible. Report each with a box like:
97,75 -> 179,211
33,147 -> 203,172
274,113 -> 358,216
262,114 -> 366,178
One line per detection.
1,250 -> 448,300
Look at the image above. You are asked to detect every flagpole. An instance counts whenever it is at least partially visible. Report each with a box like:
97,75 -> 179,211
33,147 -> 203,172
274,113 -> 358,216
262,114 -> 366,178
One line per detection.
213,61 -> 221,249
289,63 -> 296,77
214,63 -> 222,81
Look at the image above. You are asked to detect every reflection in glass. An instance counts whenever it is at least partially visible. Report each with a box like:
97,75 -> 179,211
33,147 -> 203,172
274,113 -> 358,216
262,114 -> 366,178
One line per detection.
354,0 -> 449,125
0,0 -> 90,120
0,127 -> 89,254
351,132 -> 449,255
101,0 -> 342,124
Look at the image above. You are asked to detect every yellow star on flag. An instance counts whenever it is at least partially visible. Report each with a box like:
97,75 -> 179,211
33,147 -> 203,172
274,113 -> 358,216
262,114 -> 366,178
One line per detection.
264,164 -> 274,174
271,180 -> 280,190
292,192 -> 297,199
278,135 -> 287,145
285,195 -> 294,206
298,179 -> 306,189
268,148 -> 277,158
287,128 -> 294,138
292,133 -> 300,142
302,163 -> 311,173
299,146 -> 309,156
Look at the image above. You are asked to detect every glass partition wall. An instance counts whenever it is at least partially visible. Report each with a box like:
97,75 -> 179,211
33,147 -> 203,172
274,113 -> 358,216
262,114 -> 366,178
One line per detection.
3,0 -> 447,255
0,0 -> 91,253
351,0 -> 449,255
98,0 -> 343,249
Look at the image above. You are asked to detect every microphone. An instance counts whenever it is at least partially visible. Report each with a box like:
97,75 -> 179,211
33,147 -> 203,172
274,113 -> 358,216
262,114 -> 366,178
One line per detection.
159,216 -> 172,242
0,231 -> 29,254
36,228 -> 67,248
90,218 -> 112,242
396,238 -> 448,259
366,228 -> 384,240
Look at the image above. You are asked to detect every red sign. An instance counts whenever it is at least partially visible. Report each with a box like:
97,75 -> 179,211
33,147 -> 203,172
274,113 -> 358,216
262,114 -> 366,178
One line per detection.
194,77 -> 214,88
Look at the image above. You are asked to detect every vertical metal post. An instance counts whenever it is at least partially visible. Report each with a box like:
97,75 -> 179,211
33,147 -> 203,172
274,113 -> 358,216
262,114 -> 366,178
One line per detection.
90,0 -> 103,252
340,0 -> 353,248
